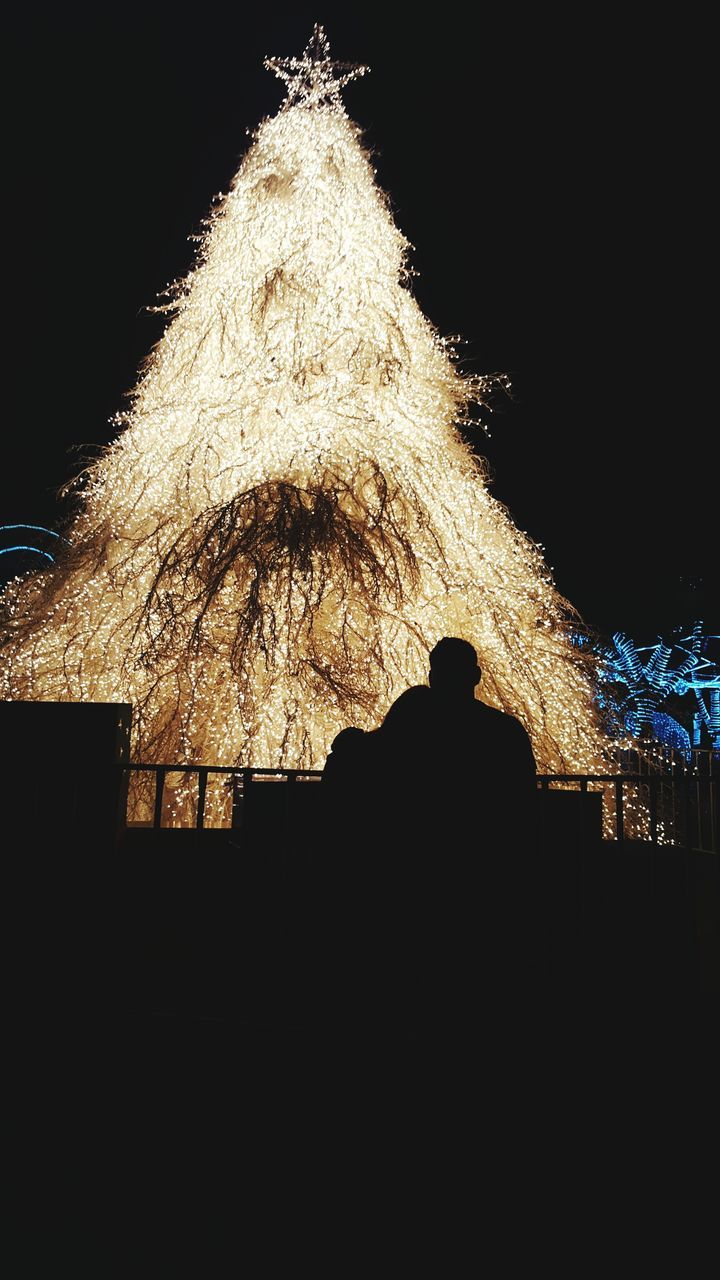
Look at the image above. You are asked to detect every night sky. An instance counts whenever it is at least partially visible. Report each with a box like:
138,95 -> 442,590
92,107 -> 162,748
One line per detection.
2,9 -> 715,643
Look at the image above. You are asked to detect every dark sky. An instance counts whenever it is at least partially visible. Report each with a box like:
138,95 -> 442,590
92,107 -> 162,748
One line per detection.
2,8 -> 715,641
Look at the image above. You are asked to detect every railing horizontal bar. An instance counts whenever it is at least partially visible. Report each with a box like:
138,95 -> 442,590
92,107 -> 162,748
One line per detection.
126,763 -> 324,777
126,764 -> 692,785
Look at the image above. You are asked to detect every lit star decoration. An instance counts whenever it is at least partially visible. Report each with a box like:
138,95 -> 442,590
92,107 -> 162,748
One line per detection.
0,29 -> 620,825
264,24 -> 369,110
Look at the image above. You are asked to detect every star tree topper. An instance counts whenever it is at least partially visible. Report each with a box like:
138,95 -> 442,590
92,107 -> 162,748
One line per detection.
265,24 -> 369,109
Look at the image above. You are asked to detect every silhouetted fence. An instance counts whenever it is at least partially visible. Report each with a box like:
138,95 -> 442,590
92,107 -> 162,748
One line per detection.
122,759 -> 718,853
125,764 -> 322,832
539,773 -> 716,852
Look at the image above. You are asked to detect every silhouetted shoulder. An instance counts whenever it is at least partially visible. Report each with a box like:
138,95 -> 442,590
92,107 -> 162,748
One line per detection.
380,684 -> 432,729
373,685 -> 435,773
472,700 -> 536,770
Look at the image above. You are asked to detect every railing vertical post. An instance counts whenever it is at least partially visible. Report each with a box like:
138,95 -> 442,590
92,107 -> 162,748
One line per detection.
243,768 -> 252,831
615,778 -> 624,846
196,767 -> 208,830
153,767 -> 166,830
710,763 -> 717,855
680,775 -> 691,854
578,776 -> 588,851
578,778 -> 588,945
538,776 -> 548,853
695,769 -> 703,853
649,776 -> 658,845
119,766 -> 130,832
680,773 -> 693,983
230,770 -> 244,830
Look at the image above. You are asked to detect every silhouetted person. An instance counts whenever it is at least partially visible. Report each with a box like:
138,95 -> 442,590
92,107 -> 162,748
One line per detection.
320,691 -> 438,1022
320,638 -> 538,1024
425,637 -> 536,844
372,638 -> 537,1021
319,725 -> 379,1020
359,639 -> 536,850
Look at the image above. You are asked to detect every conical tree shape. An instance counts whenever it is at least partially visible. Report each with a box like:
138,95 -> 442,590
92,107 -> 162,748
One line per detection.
0,28 -> 608,797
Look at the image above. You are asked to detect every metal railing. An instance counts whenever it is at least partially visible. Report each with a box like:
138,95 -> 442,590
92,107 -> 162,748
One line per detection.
539,774 -> 716,853
122,760 -> 718,852
125,763 -> 323,832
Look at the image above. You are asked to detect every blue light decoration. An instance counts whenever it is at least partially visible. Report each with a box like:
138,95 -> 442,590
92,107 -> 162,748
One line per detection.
0,525 -> 59,575
595,623 -> 720,754
649,711 -> 691,755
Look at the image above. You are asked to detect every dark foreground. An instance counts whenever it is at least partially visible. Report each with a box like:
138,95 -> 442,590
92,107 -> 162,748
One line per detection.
7,796 -> 718,1038
6,801 -> 717,1263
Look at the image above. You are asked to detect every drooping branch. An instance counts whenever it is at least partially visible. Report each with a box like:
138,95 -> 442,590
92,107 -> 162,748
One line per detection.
132,462 -> 442,715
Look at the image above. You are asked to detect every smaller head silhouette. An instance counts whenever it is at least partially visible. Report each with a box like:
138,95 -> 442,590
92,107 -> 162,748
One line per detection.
428,637 -> 481,700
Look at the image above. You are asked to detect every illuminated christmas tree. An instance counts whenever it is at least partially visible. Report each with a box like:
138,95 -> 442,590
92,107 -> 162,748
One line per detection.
0,27 -> 609,803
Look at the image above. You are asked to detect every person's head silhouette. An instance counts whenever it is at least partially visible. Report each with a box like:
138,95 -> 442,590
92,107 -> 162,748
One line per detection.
428,637 -> 481,702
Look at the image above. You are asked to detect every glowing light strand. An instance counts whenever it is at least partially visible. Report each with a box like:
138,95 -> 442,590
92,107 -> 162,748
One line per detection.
0,547 -> 54,562
0,526 -> 60,567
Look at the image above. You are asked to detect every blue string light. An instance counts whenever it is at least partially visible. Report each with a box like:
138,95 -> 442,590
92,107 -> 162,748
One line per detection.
0,525 -> 60,538
0,525 -> 59,569
0,546 -> 54,562
595,624 -> 720,752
